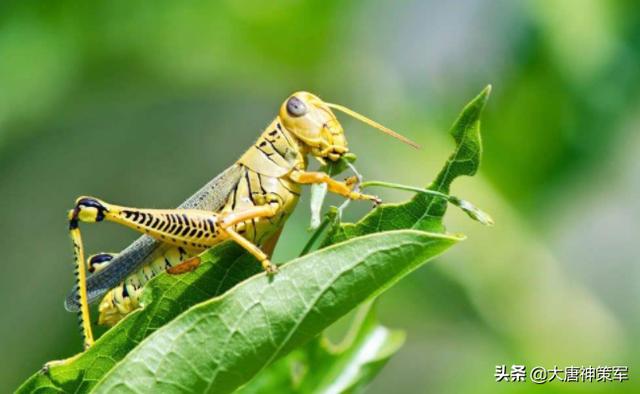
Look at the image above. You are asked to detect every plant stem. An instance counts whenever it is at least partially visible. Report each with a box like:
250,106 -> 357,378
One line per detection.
360,181 -> 453,201
300,217 -> 331,256
360,180 -> 494,226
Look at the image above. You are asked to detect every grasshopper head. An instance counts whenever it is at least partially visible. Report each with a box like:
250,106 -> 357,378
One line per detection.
279,91 -> 347,162
279,91 -> 419,163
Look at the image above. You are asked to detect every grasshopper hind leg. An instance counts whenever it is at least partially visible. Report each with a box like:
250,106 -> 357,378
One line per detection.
65,197 -> 116,355
64,194 -> 283,348
41,258 -> 117,373
41,251 -> 108,373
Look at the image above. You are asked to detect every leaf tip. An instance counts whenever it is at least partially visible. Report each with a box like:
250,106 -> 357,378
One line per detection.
473,84 -> 492,109
482,84 -> 492,96
457,198 -> 495,226
449,232 -> 467,242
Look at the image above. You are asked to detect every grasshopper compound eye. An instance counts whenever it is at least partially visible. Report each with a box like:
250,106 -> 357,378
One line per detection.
286,96 -> 307,117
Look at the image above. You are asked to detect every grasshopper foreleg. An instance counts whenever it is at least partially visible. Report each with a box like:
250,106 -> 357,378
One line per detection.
289,170 -> 381,205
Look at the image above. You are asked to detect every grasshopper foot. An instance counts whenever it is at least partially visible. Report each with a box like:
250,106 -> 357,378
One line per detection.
349,191 -> 381,206
41,353 -> 82,375
262,260 -> 278,275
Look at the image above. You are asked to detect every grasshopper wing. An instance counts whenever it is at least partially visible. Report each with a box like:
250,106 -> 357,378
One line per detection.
65,163 -> 244,311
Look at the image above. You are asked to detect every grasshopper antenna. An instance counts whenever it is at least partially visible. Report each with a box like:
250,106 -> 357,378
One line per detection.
326,103 -> 420,149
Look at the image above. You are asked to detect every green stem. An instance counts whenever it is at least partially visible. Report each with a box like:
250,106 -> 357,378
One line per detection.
300,217 -> 331,256
360,181 -> 454,202
360,180 -> 494,226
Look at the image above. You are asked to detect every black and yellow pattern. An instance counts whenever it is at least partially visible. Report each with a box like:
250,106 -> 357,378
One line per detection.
96,120 -> 304,325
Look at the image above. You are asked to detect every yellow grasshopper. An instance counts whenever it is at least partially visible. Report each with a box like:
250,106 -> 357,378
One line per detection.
64,91 -> 420,354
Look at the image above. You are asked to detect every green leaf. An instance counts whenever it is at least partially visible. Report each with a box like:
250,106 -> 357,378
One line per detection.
237,302 -> 405,394
91,230 -> 458,393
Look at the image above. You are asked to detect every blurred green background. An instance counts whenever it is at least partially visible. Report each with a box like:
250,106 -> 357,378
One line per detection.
1,1 -> 639,392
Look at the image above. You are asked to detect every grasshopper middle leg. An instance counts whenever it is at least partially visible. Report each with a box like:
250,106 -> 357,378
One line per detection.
289,170 -> 381,204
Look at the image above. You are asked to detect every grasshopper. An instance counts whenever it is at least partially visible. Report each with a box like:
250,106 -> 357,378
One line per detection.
63,91 -> 419,355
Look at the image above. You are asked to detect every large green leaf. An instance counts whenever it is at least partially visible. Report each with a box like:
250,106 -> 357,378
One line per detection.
237,302 -> 405,394
17,86 -> 490,393
91,230 -> 458,393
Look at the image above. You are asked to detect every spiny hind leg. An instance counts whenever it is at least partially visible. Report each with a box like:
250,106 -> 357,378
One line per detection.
67,206 -> 97,353
66,196 -> 145,354
70,196 -> 218,249
42,241 -> 103,372
41,252 -> 118,373
71,194 -> 282,273
66,195 -> 222,354
66,197 -> 129,353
